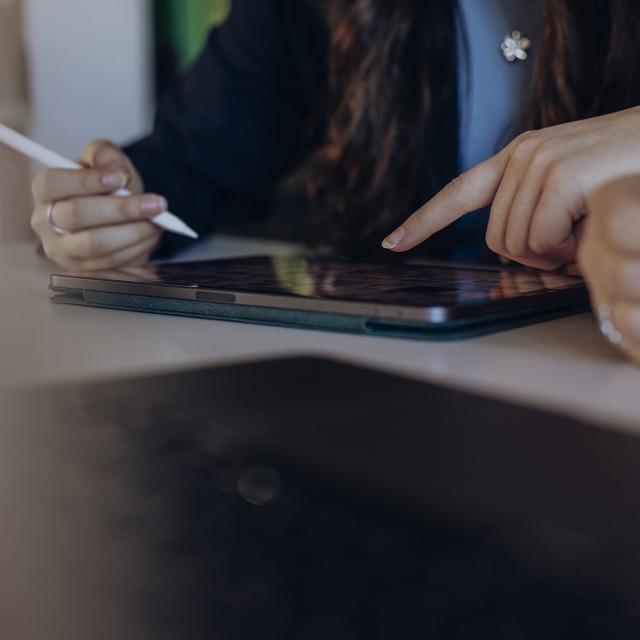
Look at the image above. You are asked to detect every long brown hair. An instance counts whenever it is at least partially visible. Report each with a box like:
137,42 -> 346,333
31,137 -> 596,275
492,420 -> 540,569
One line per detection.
308,0 -> 640,253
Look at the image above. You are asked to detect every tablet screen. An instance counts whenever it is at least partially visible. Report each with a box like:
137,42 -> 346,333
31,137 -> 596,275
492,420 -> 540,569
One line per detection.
102,256 -> 584,308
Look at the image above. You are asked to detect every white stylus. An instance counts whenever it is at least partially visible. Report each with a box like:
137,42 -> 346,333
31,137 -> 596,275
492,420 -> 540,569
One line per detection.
0,122 -> 198,239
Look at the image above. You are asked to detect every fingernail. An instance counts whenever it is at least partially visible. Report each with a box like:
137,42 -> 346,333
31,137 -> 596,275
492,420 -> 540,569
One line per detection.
382,227 -> 405,250
102,172 -> 128,190
141,195 -> 168,216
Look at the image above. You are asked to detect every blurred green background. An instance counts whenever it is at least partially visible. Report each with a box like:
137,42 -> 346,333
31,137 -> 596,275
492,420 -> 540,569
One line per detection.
154,0 -> 231,96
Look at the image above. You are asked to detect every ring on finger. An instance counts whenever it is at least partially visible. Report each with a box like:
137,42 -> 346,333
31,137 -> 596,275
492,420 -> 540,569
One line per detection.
598,300 -> 634,350
46,201 -> 69,236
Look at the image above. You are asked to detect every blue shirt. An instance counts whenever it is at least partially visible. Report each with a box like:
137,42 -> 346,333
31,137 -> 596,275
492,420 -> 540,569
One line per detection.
457,0 -> 539,172
453,0 -> 541,261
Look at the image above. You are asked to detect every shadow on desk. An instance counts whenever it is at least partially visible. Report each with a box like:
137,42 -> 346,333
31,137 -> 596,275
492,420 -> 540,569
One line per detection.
1,357 -> 639,639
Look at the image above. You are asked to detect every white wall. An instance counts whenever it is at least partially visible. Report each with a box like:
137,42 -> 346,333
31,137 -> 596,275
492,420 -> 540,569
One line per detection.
0,0 -> 32,242
23,0 -> 154,162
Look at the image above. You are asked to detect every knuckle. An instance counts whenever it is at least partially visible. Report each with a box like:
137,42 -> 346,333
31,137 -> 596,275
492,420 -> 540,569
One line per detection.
441,175 -> 465,200
42,241 -> 66,269
93,138 -> 117,154
528,233 -> 552,256
141,232 -> 159,252
89,139 -> 126,169
510,141 -> 532,164
485,232 -> 501,255
528,145 -> 555,173
545,161 -> 571,189
118,197 -> 138,221
80,170 -> 99,194
510,131 -> 540,159
41,241 -> 55,261
33,170 -> 55,201
87,232 -> 102,256
411,206 -> 429,227
142,222 -> 156,238
30,209 -> 42,233
82,138 -> 110,161
515,130 -> 539,145
504,236 -> 523,258
76,232 -> 98,258
60,199 -> 80,228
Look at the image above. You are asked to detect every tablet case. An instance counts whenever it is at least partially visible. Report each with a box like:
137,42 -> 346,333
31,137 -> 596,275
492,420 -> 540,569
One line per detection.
50,289 -> 591,340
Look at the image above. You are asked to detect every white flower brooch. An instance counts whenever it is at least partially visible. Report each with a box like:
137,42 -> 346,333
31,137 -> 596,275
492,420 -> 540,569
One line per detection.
501,30 -> 531,62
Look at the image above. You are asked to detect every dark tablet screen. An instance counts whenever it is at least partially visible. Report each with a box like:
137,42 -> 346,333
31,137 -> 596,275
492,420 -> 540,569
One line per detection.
91,256 -> 585,309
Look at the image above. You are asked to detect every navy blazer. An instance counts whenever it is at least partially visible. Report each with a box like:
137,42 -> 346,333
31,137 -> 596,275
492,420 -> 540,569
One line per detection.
125,0 -> 462,258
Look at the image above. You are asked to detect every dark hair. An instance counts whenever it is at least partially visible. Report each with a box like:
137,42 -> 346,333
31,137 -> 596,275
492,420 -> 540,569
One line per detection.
530,0 -> 640,128
308,0 -> 640,253
307,0 -> 457,253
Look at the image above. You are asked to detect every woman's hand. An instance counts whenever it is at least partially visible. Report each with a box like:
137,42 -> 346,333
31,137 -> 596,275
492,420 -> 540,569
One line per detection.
382,106 -> 640,270
579,176 -> 640,363
31,140 -> 167,271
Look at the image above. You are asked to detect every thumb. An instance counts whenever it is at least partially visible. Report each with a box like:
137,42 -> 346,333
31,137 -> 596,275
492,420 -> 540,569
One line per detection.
79,139 -> 145,194
79,139 -> 130,173
382,147 -> 510,252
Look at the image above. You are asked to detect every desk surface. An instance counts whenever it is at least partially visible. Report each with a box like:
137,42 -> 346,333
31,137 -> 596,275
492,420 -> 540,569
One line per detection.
3,236 -> 640,433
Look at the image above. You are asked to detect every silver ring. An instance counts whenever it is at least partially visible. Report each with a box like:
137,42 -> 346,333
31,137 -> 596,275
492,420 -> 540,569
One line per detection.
598,301 -> 634,350
46,201 -> 68,236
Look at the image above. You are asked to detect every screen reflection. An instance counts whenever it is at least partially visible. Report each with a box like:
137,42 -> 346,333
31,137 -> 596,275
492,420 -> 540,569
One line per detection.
105,256 -> 584,308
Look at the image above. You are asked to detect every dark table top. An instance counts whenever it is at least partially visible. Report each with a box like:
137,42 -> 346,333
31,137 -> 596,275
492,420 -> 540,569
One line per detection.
1,357 -> 639,639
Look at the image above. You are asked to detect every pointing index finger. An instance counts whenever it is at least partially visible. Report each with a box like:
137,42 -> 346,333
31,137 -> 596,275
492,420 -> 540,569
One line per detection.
382,147 -> 510,252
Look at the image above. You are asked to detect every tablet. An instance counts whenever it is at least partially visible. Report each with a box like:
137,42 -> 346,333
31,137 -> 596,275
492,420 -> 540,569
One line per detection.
50,255 -> 590,340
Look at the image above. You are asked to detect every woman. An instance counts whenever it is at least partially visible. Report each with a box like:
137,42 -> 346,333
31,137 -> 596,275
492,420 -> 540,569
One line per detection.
29,2 -> 640,324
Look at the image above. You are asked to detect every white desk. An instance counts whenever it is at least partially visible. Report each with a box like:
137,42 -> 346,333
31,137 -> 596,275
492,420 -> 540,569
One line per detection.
3,236 -> 640,433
